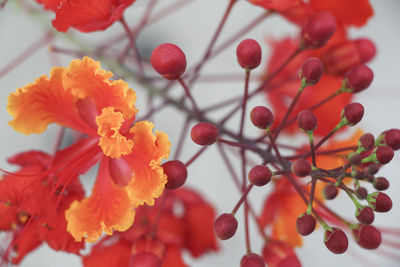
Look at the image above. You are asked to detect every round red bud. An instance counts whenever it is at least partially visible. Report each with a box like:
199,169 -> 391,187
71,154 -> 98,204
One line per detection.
368,192 -> 392,213
375,146 -> 394,164
342,102 -> 364,126
130,252 -> 161,267
355,206 -> 374,225
352,225 -> 381,250
323,184 -> 338,200
358,133 -> 375,150
373,177 -> 389,191
302,12 -> 336,49
250,106 -> 274,129
354,38 -> 376,63
214,213 -> 238,240
299,57 -> 323,85
291,159 -> 311,177
162,160 -> 187,190
248,165 -> 272,186
364,163 -> 380,175
236,39 -> 262,70
296,213 -> 316,236
382,129 -> 400,150
324,228 -> 348,254
297,110 -> 317,131
190,122 -> 218,146
355,187 -> 368,200
344,65 -> 373,93
348,152 -> 362,166
240,253 -> 265,267
150,43 -> 187,80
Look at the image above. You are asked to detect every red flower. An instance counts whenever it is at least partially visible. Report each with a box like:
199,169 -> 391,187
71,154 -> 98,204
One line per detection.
249,0 -> 373,28
0,151 -> 84,265
82,188 -> 218,267
36,0 -> 136,32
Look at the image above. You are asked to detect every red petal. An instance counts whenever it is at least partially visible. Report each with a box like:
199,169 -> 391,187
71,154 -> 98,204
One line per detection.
83,237 -> 132,267
52,0 -> 136,32
310,0 -> 373,27
162,245 -> 188,267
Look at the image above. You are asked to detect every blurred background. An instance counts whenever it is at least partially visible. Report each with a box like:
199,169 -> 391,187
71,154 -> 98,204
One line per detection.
0,0 -> 399,266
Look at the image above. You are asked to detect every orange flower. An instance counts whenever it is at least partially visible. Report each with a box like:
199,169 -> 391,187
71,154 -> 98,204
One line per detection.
35,0 -> 136,32
7,57 -> 170,242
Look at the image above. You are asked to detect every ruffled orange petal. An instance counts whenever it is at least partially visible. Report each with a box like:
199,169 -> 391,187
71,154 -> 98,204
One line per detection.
62,57 -> 137,119
7,67 -> 94,135
96,107 -> 134,158
125,121 -> 170,206
66,157 -> 134,242
310,0 -> 373,27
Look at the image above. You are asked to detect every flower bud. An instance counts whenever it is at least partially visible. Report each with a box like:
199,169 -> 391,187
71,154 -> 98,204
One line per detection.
343,65 -> 373,93
355,206 -> 374,225
162,160 -> 187,190
150,43 -> 187,80
240,253 -> 265,267
373,177 -> 389,191
342,102 -> 364,126
324,228 -> 348,254
191,122 -> 218,146
299,57 -> 323,85
236,39 -> 262,70
301,11 -> 336,49
296,213 -> 316,236
381,129 -> 400,150
375,146 -> 394,164
364,163 -> 380,175
358,133 -> 375,150
130,252 -> 162,267
214,213 -> 238,240
355,38 -> 376,63
322,184 -> 338,200
352,225 -> 381,250
250,106 -> 273,129
297,110 -> 317,131
248,165 -> 272,186
348,152 -> 362,166
368,192 -> 392,213
291,159 -> 311,177
355,187 -> 368,200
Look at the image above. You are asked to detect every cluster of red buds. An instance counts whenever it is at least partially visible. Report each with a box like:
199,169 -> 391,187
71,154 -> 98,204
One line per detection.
0,0 -> 399,267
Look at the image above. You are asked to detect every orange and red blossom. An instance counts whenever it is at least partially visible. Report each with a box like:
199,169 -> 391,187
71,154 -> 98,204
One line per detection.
7,57 -> 170,242
36,0 -> 136,32
82,188 -> 218,267
0,151 -> 84,264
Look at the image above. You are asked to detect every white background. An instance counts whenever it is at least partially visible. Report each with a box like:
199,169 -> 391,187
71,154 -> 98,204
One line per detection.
0,0 -> 400,266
